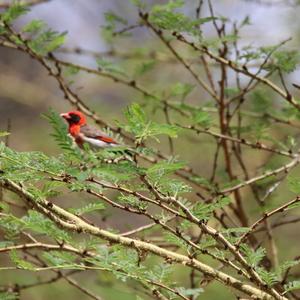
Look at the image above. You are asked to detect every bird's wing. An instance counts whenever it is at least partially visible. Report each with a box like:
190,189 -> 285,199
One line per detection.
80,125 -> 118,144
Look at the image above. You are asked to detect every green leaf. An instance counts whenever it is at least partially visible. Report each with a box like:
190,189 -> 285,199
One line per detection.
96,58 -> 127,76
44,31 -> 67,52
189,175 -> 215,190
165,232 -> 191,250
215,196 -> 231,208
251,89 -> 271,113
192,197 -> 230,221
170,82 -> 195,100
273,50 -> 300,73
240,245 -> 266,267
153,0 -> 184,11
149,0 -> 215,35
104,11 -> 128,26
220,34 -> 238,43
0,291 -> 19,300
101,10 -> 128,42
256,267 -> 278,286
0,241 -> 14,248
146,159 -> 190,196
277,260 -> 300,277
134,60 -> 156,77
22,210 -> 70,242
0,131 -> 10,137
1,3 -> 29,23
147,160 -> 185,176
197,16 -> 218,25
43,109 -> 82,160
69,202 -> 105,216
118,194 -> 147,209
287,176 -> 300,194
241,15 -> 251,27
0,25 -> 6,35
40,181 -> 64,198
249,121 -> 270,141
0,214 -> 24,238
0,145 -> 65,183
22,19 -> 45,34
125,103 -> 146,127
286,200 -> 300,210
64,65 -> 80,76
130,0 -> 146,9
123,103 -> 179,142
92,161 -> 139,183
148,123 -> 179,139
164,180 -> 191,196
222,227 -> 249,234
149,1 -> 215,35
43,251 -> 76,266
149,10 -> 194,34
10,249 -> 34,270
225,87 -> 239,97
193,110 -> 211,127
176,287 -> 203,297
284,280 -> 300,292
192,202 -> 214,221
28,29 -> 67,55
68,181 -> 87,192
146,263 -> 173,283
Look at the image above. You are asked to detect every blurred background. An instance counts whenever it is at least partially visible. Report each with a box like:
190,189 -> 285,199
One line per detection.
1,0 -> 300,299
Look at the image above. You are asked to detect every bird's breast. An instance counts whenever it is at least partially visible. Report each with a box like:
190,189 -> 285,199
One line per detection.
69,125 -> 81,136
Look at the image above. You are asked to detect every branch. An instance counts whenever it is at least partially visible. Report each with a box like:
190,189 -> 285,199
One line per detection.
178,124 -> 295,158
221,155 -> 300,195
0,242 -> 87,255
139,12 -> 219,103
236,196 -> 300,246
172,32 -> 300,111
0,178 -> 285,300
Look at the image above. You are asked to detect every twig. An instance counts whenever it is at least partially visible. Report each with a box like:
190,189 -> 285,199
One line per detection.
221,155 -> 300,195
178,124 -> 295,158
139,12 -> 219,103
236,196 -> 300,246
0,178 -> 285,300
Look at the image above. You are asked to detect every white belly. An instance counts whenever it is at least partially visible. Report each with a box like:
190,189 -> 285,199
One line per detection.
81,135 -> 118,148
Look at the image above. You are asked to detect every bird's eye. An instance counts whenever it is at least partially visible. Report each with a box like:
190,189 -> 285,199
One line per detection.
69,113 -> 81,124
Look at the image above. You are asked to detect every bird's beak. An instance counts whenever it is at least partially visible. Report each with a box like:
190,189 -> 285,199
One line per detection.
60,113 -> 70,119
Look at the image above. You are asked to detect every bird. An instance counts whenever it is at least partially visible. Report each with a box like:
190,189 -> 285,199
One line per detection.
60,110 -> 119,149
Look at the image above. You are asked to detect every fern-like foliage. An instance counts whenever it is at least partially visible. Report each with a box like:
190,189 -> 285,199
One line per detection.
43,109 -> 82,160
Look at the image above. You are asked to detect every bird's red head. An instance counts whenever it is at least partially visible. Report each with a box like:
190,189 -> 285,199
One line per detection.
60,111 -> 87,126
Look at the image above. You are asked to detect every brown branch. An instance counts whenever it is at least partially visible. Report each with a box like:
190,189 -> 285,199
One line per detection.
139,12 -> 219,103
221,155 -> 300,195
0,178 -> 286,300
179,124 -> 295,158
236,196 -> 300,246
60,273 -> 103,300
0,242 -> 88,255
172,32 -> 300,111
